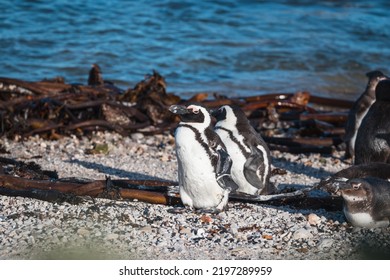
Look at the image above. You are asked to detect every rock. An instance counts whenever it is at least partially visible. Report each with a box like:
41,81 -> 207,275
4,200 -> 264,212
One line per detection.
140,226 -> 153,233
292,228 -> 313,240
131,133 -> 144,141
106,233 -> 119,240
318,238 -> 334,250
308,213 -> 321,226
192,228 -> 206,238
200,214 -> 212,224
77,228 -> 90,236
179,227 -> 192,235
230,224 -> 239,235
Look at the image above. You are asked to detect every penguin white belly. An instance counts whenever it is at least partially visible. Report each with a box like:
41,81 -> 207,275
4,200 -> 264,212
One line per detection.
216,130 -> 258,195
343,207 -> 389,228
175,127 -> 227,210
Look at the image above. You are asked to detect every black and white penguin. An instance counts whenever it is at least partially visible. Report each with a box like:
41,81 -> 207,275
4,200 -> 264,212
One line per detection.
212,105 -> 274,195
344,70 -> 387,160
317,162 -> 390,194
169,104 -> 238,211
340,177 -> 390,228
355,78 -> 390,165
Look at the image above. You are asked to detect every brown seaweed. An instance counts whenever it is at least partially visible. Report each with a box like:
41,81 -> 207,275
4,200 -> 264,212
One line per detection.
0,64 -> 352,154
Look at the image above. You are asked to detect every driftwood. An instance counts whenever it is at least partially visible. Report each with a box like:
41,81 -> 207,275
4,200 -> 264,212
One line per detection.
0,65 -> 353,154
0,156 -> 342,210
0,174 -> 181,205
0,173 -> 342,210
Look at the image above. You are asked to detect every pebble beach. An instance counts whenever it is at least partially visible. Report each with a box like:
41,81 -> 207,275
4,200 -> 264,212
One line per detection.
1,132 -> 390,260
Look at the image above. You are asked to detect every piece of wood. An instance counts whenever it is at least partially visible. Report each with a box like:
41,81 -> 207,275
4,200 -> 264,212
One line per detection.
263,136 -> 342,147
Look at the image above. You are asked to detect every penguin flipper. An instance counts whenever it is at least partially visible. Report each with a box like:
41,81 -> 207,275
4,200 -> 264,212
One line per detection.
243,146 -> 266,189
215,148 -> 239,192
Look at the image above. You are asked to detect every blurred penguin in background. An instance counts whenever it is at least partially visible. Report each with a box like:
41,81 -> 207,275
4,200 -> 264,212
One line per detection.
355,79 -> 390,164
344,70 -> 387,161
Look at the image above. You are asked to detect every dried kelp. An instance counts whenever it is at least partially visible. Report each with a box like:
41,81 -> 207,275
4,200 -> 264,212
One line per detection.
0,65 -> 353,153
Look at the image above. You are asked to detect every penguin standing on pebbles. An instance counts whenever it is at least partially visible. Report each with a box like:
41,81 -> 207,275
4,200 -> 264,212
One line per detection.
169,104 -> 238,211
340,177 -> 390,228
344,70 -> 387,160
212,105 -> 274,195
355,79 -> 390,164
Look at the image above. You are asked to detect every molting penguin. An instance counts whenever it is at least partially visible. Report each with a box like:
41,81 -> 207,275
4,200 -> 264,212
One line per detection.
340,177 -> 390,228
169,104 -> 238,211
355,78 -> 390,164
212,105 -> 274,195
344,70 -> 387,160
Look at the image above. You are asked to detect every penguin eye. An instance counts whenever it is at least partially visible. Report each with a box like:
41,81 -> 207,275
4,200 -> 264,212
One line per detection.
351,183 -> 361,190
187,105 -> 200,114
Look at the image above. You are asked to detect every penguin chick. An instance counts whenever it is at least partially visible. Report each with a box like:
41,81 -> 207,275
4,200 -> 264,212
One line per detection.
169,104 -> 238,211
355,78 -> 390,164
340,177 -> 390,228
212,105 -> 274,195
344,70 -> 387,160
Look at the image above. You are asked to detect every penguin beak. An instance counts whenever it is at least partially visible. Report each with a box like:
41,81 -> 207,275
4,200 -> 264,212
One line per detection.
169,105 -> 191,115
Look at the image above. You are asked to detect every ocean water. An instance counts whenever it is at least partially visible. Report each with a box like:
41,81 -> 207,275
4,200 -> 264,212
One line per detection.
0,0 -> 389,100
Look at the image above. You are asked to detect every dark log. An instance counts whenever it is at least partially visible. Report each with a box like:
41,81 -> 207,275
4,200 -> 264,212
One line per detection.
229,188 -> 343,211
267,144 -> 333,154
119,188 -> 182,205
0,77 -> 60,96
298,112 -> 348,123
309,95 -> 353,109
0,174 -> 181,205
0,172 -> 340,210
0,187 -> 84,204
243,92 -> 353,108
242,101 -> 317,113
263,136 -> 341,147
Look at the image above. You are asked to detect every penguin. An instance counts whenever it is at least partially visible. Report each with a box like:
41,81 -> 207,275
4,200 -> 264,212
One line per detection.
169,104 -> 238,211
355,78 -> 390,165
88,64 -> 104,86
339,177 -> 390,228
212,105 -> 274,195
344,70 -> 388,160
317,163 -> 390,194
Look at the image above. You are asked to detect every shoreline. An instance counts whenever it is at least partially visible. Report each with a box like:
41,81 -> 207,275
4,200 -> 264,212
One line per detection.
0,132 -> 389,260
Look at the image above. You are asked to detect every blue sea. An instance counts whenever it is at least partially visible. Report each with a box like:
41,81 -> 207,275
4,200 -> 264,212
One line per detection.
0,0 -> 389,100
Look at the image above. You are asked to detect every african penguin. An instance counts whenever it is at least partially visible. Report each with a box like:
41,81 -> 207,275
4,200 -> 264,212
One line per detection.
317,162 -> 390,194
355,78 -> 390,165
169,104 -> 238,211
212,105 -> 274,195
344,70 -> 387,160
340,177 -> 390,228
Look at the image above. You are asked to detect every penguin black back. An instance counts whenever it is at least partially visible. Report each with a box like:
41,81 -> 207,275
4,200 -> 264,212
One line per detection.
344,70 -> 387,160
375,79 -> 390,102
355,78 -> 390,164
